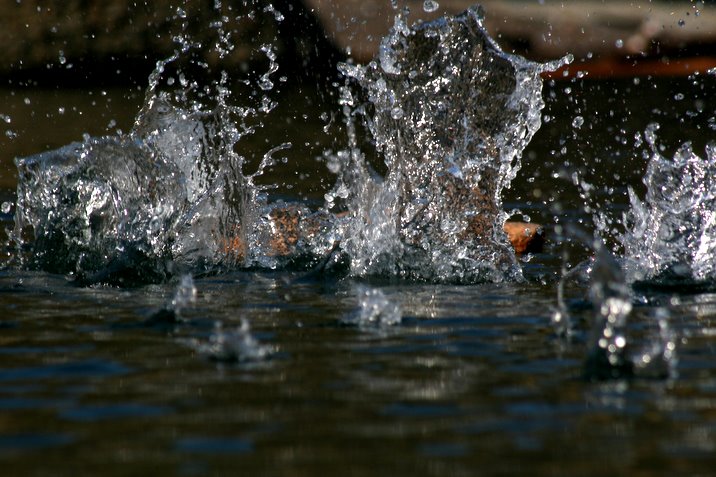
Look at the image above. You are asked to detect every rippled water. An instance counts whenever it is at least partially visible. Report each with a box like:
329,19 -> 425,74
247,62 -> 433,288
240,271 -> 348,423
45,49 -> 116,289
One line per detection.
3,266 -> 716,475
1,4 -> 716,475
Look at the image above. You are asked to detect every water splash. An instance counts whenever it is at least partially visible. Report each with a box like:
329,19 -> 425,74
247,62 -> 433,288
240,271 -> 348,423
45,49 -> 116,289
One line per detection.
11,3 -> 292,283
10,6 -> 568,285
584,239 -> 635,380
148,274 -> 198,324
191,319 -> 273,363
559,233 -> 679,381
170,274 -> 198,314
621,124 -> 716,285
342,285 -> 402,328
329,7 -> 569,282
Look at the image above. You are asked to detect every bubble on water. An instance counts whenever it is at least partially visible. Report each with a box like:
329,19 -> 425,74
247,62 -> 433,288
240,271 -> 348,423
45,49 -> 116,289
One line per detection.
615,39 -> 624,48
571,116 -> 584,129
1,202 -> 12,214
342,286 -> 402,328
423,0 -> 440,13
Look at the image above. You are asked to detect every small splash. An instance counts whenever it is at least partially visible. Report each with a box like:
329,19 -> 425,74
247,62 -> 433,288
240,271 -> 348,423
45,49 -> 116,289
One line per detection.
584,240 -> 634,380
621,124 -> 716,284
631,307 -> 678,379
147,274 -> 197,324
171,274 -> 197,313
342,285 -> 402,328
191,319 -> 273,363
559,231 -> 679,381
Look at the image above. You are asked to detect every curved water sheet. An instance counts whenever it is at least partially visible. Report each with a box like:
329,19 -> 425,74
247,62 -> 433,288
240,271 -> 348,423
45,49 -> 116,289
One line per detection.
621,125 -> 716,288
329,7 -> 569,283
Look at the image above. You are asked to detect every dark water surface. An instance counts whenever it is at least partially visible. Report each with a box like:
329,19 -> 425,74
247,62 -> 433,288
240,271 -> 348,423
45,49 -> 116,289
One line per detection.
1,77 -> 716,475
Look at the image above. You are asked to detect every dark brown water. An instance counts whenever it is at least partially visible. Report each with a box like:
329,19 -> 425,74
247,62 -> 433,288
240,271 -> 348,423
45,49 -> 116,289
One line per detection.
1,75 -> 716,476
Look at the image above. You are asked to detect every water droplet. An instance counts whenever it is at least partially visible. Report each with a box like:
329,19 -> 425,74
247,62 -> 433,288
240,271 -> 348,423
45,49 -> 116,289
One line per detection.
423,0 -> 439,13
1,202 -> 12,214
673,92 -> 684,101
390,107 -> 404,120
678,19 -> 686,27
572,115 -> 584,129
615,39 -> 624,48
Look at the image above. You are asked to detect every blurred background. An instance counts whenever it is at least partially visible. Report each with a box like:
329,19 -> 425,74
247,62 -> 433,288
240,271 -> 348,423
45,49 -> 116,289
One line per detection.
1,0 -> 714,84
0,0 -> 715,199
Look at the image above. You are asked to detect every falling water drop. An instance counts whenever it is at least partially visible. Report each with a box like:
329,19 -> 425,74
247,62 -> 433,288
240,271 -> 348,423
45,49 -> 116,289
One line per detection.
423,0 -> 440,13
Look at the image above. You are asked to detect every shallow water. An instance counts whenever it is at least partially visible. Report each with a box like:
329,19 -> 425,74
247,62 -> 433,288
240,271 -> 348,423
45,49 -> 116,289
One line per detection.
0,76 -> 715,475
2,4 -> 716,474
1,272 -> 716,475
